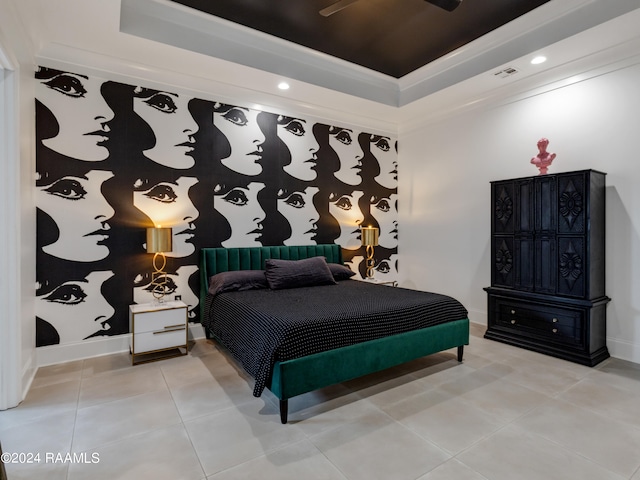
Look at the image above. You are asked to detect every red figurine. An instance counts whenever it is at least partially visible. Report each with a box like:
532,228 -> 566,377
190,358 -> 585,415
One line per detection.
531,138 -> 556,175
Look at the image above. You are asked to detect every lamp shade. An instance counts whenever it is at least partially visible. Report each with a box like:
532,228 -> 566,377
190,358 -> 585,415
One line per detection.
361,226 -> 379,247
146,227 -> 172,254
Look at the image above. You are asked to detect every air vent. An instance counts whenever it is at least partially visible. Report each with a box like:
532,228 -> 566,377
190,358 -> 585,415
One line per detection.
493,67 -> 519,79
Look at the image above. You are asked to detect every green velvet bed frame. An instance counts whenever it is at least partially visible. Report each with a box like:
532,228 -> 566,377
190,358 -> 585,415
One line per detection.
199,244 -> 469,423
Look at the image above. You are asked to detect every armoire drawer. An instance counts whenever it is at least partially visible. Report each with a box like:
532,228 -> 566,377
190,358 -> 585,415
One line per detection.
494,299 -> 584,346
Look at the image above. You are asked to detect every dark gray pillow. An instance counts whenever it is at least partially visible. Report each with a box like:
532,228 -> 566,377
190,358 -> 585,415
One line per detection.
327,263 -> 356,280
208,270 -> 268,296
265,256 -> 337,290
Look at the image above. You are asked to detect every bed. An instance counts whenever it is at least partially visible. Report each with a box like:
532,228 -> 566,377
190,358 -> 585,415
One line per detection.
199,244 -> 469,423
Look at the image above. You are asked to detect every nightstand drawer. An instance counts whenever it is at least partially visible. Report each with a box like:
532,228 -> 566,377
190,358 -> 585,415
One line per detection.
133,328 -> 187,354
129,301 -> 188,364
133,308 -> 186,334
494,299 -> 583,345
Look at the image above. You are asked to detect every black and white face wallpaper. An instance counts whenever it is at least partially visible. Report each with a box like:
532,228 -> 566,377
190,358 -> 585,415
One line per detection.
35,67 -> 399,347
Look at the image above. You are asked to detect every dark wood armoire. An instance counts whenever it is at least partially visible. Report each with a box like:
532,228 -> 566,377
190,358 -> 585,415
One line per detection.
484,169 -> 610,366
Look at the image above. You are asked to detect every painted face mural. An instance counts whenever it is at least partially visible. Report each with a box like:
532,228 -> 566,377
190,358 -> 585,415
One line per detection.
214,181 -> 266,247
329,189 -> 365,250
36,270 -> 115,345
277,186 -> 320,245
370,193 -> 398,249
371,135 -> 398,189
34,66 -> 399,349
276,116 -> 319,181
134,265 -> 198,319
36,68 -> 114,161
213,104 -> 265,176
133,88 -> 198,169
345,251 -> 398,281
329,127 -> 363,186
373,253 -> 399,281
344,255 -> 364,279
133,176 -> 199,258
172,265 -> 199,320
36,169 -> 114,262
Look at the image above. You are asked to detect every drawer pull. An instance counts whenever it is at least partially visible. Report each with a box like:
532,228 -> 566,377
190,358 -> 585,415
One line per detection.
154,327 -> 185,334
511,310 -> 516,315
552,328 -> 558,333
552,318 -> 558,323
511,320 -> 516,325
164,324 -> 184,329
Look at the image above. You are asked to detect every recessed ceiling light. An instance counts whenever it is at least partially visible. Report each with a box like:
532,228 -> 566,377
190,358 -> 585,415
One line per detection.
531,56 -> 547,65
278,82 -> 290,90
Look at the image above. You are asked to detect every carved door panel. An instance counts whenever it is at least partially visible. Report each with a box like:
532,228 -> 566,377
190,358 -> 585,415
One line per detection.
535,175 -> 556,234
492,236 -> 514,288
514,235 -> 534,291
556,172 -> 587,298
493,181 -> 514,235
557,173 -> 586,235
515,179 -> 534,234
535,235 -> 556,293
533,176 -> 556,293
492,180 -> 515,289
557,237 -> 586,298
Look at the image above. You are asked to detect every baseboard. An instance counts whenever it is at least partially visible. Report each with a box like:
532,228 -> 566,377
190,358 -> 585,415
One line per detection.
467,309 -> 487,327
21,349 -> 37,403
606,337 -> 640,364
36,323 -> 207,367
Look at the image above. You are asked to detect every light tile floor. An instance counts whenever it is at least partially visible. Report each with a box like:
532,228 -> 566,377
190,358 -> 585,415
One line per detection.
2,323 -> 640,480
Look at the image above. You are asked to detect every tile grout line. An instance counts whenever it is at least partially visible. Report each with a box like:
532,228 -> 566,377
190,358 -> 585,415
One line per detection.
160,361 -> 208,480
65,359 -> 85,480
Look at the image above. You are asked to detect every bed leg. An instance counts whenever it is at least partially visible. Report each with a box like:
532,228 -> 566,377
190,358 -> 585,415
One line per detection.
279,399 -> 288,424
457,345 -> 464,362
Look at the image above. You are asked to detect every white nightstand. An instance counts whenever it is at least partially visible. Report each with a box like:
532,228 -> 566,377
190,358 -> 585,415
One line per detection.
129,300 -> 188,365
355,277 -> 398,287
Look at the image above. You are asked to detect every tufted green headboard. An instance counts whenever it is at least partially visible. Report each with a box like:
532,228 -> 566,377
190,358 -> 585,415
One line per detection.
199,244 -> 343,321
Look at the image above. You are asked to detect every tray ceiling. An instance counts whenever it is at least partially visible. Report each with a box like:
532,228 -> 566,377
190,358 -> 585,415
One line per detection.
120,0 -> 640,106
169,0 -> 550,78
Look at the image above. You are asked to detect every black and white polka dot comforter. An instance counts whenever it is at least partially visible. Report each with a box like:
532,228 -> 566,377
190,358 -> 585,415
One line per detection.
203,280 -> 468,396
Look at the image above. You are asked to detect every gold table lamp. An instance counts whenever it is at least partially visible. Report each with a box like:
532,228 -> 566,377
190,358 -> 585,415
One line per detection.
146,227 -> 172,301
361,226 -> 379,279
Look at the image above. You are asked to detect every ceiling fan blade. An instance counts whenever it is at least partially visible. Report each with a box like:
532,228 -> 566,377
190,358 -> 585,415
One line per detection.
425,0 -> 463,12
319,0 -> 359,17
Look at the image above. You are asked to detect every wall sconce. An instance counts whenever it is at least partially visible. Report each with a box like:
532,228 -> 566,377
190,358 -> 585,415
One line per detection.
361,226 -> 379,279
146,227 -> 172,301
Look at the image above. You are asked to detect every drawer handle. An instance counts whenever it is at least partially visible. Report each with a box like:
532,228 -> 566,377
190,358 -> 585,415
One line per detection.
511,310 -> 516,315
154,327 -> 186,334
552,318 -> 558,323
510,320 -> 516,325
164,324 -> 184,329
552,328 -> 558,333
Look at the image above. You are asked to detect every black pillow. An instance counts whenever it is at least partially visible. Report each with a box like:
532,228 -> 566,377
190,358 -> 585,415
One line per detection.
327,263 -> 356,280
208,270 -> 268,296
265,256 -> 337,290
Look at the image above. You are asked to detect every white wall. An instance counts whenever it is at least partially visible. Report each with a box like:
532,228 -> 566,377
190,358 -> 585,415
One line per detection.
0,0 -> 37,409
398,54 -> 640,363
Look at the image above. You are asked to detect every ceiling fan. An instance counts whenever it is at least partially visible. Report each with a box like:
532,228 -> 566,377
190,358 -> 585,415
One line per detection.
320,0 -> 463,17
